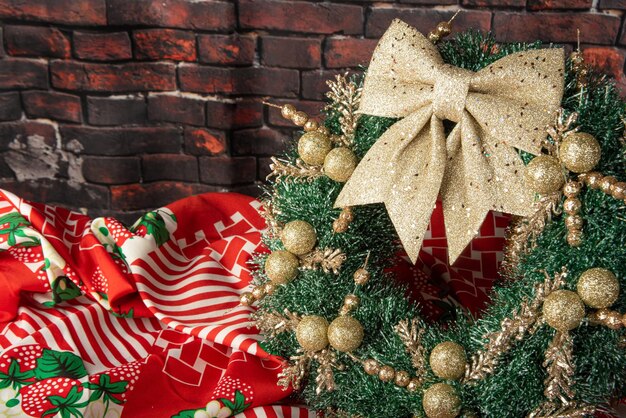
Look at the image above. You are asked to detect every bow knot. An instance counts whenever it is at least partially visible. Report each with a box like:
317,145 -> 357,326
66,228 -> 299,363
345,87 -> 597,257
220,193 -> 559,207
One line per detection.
335,19 -> 565,264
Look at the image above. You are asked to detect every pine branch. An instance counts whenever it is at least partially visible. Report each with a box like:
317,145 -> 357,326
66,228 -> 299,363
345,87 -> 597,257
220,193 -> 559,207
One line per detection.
299,248 -> 347,275
394,319 -> 427,382
278,351 -> 310,391
267,157 -> 324,183
253,309 -> 301,338
326,73 -> 362,147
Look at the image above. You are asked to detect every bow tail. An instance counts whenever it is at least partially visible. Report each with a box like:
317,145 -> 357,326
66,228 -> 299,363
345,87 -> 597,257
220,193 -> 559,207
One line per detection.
385,114 -> 447,263
440,114 -> 494,264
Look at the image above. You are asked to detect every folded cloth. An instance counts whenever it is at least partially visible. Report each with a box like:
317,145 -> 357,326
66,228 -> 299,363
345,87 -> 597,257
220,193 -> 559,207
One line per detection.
0,190 -> 305,418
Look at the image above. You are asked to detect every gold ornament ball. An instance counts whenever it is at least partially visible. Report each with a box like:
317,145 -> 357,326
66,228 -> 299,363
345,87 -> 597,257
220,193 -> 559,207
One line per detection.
304,119 -> 319,132
240,292 -> 255,306
429,341 -> 467,381
281,220 -> 317,255
327,315 -> 364,352
422,383 -> 461,418
563,197 -> 582,215
436,21 -> 452,36
363,358 -> 380,375
298,131 -> 332,166
281,104 -> 296,119
542,290 -> 586,331
291,111 -> 309,126
559,132 -> 602,173
604,310 -> 623,330
265,250 -> 300,284
563,181 -> 582,197
576,267 -> 620,309
343,294 -> 360,311
296,315 -> 329,352
407,379 -> 421,392
324,147 -> 358,183
354,268 -> 371,285
525,155 -> 564,195
378,365 -> 395,382
394,370 -> 411,387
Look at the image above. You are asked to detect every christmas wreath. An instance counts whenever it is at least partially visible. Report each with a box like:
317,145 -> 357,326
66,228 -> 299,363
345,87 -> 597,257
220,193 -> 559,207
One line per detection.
246,18 -> 626,418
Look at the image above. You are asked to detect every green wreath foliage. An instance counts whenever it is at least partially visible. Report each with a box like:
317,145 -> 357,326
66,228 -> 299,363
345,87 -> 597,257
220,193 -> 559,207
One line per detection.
253,30 -> 626,417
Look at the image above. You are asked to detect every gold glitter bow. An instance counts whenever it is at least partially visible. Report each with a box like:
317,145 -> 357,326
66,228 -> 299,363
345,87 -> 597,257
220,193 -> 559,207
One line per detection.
334,20 -> 565,264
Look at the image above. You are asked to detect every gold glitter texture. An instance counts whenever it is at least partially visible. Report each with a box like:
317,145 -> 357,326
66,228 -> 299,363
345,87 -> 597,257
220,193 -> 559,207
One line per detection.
542,290 -> 585,331
576,268 -> 619,309
525,155 -> 565,195
324,147 -> 357,183
334,19 -> 565,264
298,131 -> 333,166
429,341 -> 467,380
265,250 -> 300,284
296,315 -> 329,352
281,220 -> 317,255
327,315 -> 364,352
422,383 -> 461,418
559,132 -> 601,174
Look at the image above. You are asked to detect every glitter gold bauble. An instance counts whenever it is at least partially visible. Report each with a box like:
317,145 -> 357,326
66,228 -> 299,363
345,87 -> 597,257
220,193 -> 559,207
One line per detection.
265,250 -> 300,284
559,132 -> 601,173
343,294 -> 360,311
292,111 -> 309,126
296,315 -> 329,352
525,155 -> 564,195
281,104 -> 296,119
394,370 -> 410,387
429,341 -> 467,381
304,119 -> 319,132
542,290 -> 585,331
323,147 -> 357,183
298,131 -> 332,166
363,358 -> 380,375
576,267 -> 620,309
327,315 -> 364,352
563,197 -> 581,215
378,365 -> 395,382
240,292 -> 255,306
407,379 -> 421,392
563,181 -> 582,197
281,220 -> 317,255
422,383 -> 461,418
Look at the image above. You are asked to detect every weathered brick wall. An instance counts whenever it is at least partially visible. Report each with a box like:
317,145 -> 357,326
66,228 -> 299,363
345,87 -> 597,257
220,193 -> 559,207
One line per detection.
0,0 -> 624,222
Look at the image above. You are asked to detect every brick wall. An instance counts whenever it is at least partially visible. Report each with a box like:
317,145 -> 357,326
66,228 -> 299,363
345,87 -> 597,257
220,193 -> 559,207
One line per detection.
0,0 -> 624,222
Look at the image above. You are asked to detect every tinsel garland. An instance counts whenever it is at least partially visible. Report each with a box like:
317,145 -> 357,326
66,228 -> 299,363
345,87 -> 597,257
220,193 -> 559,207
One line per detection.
252,30 -> 626,418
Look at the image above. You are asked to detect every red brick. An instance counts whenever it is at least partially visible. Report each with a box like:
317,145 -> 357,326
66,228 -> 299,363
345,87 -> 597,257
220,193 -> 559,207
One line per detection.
600,0 -> 626,8
528,0 -> 592,9
0,59 -> 48,89
262,36 -> 321,69
0,28 -> 4,58
60,126 -> 181,156
205,101 -> 235,130
134,29 -> 197,62
184,128 -> 226,155
0,0 -> 106,26
107,0 -> 235,31
583,47 -> 626,90
4,25 -> 70,58
232,128 -> 288,156
51,61 -> 176,92
111,182 -> 217,211
232,100 -> 264,128
179,66 -> 299,97
618,25 -> 626,45
198,35 -> 256,66
324,37 -> 377,68
493,13 -> 620,45
22,91 -> 82,123
366,8 -> 491,38
399,0 -> 456,3
74,32 -> 132,61
0,93 -> 21,121
3,179 -> 109,209
239,0 -> 363,35
148,94 -> 205,126
302,70 -> 352,101
142,154 -> 198,182
87,96 -> 147,126
82,156 -> 140,184
199,156 -> 257,185
267,99 -> 324,127
463,0 -> 525,6
0,121 -> 56,151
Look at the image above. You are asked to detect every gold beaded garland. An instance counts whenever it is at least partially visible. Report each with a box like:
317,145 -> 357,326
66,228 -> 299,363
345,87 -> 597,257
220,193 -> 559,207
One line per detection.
263,281 -> 276,295
323,147 -> 357,182
563,181 -> 582,197
240,292 -> 255,306
363,358 -> 380,375
281,220 -> 317,255
394,370 -> 411,387
611,182 -> 626,199
298,131 -> 332,166
251,286 -> 265,300
378,365 -> 395,382
303,119 -> 319,132
407,379 -> 421,392
576,268 -> 620,309
354,268 -> 371,285
563,197 -> 582,215
525,155 -> 564,195
281,104 -> 296,119
340,294 -> 360,315
292,111 -> 309,127
600,176 -> 617,194
265,250 -> 300,284
422,383 -> 461,418
566,230 -> 583,247
327,315 -> 364,352
559,132 -> 602,173
296,315 -> 329,352
429,341 -> 467,381
565,215 -> 583,229
542,290 -> 586,331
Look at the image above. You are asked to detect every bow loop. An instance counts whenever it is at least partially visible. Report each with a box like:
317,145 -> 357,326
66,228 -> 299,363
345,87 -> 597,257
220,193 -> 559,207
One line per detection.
335,19 -> 565,264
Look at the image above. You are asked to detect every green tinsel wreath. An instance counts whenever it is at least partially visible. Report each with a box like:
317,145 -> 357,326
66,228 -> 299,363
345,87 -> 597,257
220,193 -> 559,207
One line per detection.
251,28 -> 626,418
